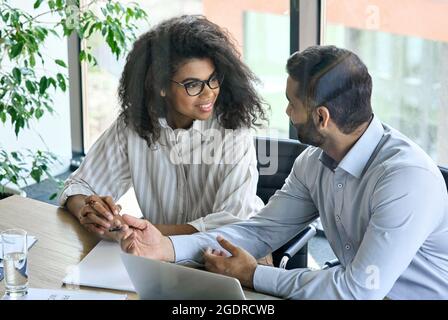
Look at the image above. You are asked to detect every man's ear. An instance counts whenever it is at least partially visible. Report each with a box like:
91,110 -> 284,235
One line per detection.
315,106 -> 330,128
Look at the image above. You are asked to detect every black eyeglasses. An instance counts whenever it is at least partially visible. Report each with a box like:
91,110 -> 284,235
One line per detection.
170,73 -> 223,96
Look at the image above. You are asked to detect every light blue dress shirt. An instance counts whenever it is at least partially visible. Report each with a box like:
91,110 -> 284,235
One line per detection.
170,115 -> 448,299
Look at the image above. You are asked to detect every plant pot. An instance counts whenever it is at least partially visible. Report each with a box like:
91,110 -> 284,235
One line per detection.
0,185 -> 27,200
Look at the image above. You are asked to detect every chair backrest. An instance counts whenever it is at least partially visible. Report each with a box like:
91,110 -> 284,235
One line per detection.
439,166 -> 448,191
255,137 -> 310,269
255,137 -> 308,204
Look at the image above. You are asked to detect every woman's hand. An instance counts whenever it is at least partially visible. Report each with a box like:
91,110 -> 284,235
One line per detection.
78,195 -> 123,237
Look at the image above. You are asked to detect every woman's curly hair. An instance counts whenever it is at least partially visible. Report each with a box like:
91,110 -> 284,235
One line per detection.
118,15 -> 268,146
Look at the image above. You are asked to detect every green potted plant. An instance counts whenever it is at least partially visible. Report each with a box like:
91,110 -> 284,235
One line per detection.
0,0 -> 148,200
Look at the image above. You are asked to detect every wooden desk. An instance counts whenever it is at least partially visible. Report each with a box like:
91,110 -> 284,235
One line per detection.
0,196 -> 278,300
0,195 -> 137,299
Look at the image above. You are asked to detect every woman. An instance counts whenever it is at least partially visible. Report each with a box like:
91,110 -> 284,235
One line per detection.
59,15 -> 267,240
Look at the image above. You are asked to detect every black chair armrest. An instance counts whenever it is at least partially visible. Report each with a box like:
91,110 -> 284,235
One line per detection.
277,225 -> 317,269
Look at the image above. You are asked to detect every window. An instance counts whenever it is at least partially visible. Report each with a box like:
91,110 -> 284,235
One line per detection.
322,0 -> 448,166
81,0 -> 291,151
243,10 -> 291,138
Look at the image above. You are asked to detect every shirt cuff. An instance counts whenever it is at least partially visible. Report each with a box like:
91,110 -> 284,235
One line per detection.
58,183 -> 95,207
253,265 -> 287,297
169,234 -> 204,264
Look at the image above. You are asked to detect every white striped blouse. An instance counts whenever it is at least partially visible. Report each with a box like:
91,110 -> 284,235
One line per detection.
58,116 -> 264,232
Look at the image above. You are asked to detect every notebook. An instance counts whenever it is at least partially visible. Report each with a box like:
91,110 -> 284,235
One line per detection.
63,240 -> 136,292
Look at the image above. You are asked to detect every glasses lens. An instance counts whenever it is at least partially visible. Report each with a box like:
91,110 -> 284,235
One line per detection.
208,75 -> 221,89
185,81 -> 204,96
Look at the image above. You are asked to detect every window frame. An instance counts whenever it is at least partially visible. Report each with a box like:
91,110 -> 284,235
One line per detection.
67,32 -> 86,169
289,0 -> 322,139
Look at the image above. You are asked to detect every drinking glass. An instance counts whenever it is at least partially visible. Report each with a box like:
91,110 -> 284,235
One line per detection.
1,229 -> 28,297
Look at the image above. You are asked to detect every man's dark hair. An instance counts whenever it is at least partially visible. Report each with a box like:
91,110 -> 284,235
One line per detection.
118,15 -> 267,146
286,45 -> 373,134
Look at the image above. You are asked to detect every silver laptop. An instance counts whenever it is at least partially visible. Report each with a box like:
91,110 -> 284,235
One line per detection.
120,252 -> 246,300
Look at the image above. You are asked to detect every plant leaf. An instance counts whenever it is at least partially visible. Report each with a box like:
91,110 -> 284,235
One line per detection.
34,0 -> 44,9
10,42 -> 24,59
30,54 -> 36,67
79,50 -> 86,61
39,76 -> 48,95
35,108 -> 44,119
0,111 -> 6,123
30,168 -> 42,183
25,80 -> 36,94
12,67 -> 22,85
56,73 -> 66,91
55,59 -> 67,68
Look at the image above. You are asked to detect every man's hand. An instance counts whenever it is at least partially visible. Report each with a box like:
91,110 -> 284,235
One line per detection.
118,214 -> 175,262
78,195 -> 123,237
203,235 -> 258,289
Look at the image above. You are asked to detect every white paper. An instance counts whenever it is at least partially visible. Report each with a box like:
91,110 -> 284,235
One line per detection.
63,240 -> 135,292
2,288 -> 127,300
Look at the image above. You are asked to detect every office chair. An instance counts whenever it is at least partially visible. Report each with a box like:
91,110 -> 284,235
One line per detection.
255,137 -> 317,270
439,166 -> 448,191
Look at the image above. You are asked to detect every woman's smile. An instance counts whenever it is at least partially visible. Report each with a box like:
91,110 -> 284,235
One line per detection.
197,101 -> 214,113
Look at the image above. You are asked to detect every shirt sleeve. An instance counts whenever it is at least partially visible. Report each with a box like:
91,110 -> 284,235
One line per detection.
172,152 -> 319,263
187,130 -> 265,232
253,166 -> 445,299
58,118 -> 132,206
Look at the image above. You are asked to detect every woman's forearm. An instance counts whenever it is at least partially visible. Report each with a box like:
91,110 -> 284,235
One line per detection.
66,197 -> 200,237
66,194 -> 88,220
154,224 -> 198,236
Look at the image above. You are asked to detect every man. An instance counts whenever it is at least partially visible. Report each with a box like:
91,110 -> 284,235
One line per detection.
116,45 -> 448,299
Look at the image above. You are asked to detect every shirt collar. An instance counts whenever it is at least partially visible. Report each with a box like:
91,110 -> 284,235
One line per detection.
319,114 -> 384,178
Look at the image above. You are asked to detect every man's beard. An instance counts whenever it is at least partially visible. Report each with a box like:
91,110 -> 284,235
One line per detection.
290,118 -> 325,147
